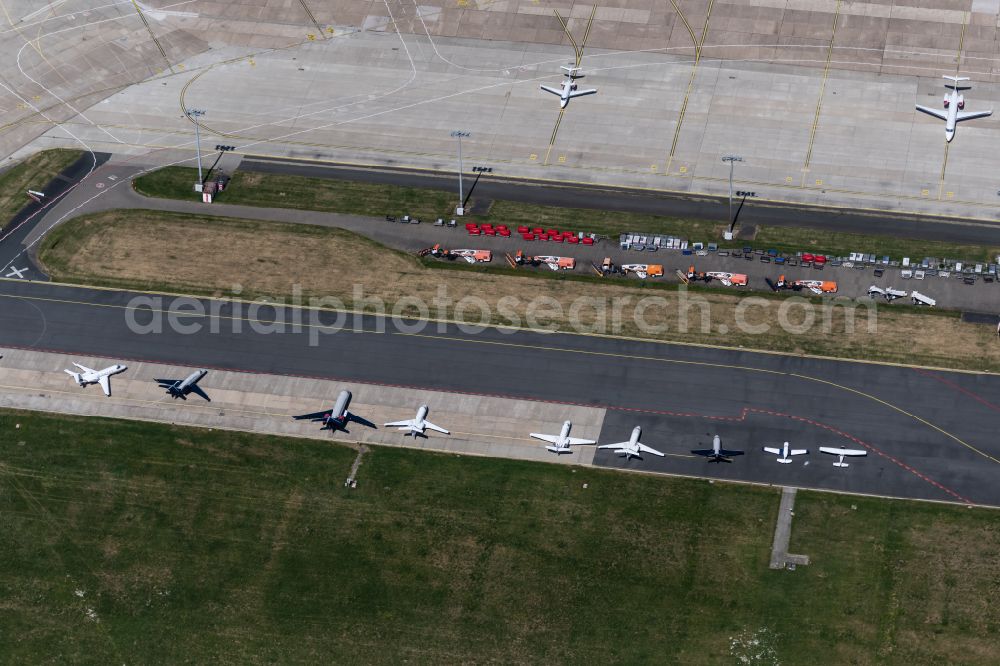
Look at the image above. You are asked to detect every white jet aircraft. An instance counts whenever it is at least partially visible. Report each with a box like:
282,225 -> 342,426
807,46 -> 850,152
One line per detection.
598,426 -> 664,460
155,369 -> 210,401
64,362 -> 127,397
915,75 -> 993,142
540,66 -> 597,109
384,405 -> 449,437
530,420 -> 596,454
763,441 -> 809,464
819,446 -> 868,468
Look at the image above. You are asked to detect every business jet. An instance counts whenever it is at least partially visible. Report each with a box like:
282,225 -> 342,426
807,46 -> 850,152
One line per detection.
530,420 -> 596,454
915,75 -> 993,142
64,362 -> 127,397
293,390 -> 376,432
763,441 -> 808,464
819,446 -> 867,468
692,435 -> 744,463
540,66 -> 597,109
155,369 -> 210,401
598,426 -> 664,460
384,405 -> 449,437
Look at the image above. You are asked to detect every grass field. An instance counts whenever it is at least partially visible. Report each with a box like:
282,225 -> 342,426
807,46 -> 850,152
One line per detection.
0,149 -> 83,227
134,166 -> 1000,264
37,209 -> 1000,372
2,409 -> 998,663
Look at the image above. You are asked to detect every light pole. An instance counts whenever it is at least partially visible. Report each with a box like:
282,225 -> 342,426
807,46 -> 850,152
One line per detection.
186,109 -> 206,192
451,130 -> 470,215
721,154 -> 742,236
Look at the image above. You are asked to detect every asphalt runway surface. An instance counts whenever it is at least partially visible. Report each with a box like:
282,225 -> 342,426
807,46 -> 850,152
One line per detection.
243,156 -> 1000,247
2,279 -> 998,507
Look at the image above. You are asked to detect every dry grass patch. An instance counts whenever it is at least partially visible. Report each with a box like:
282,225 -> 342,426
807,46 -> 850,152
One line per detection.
39,209 -> 1000,371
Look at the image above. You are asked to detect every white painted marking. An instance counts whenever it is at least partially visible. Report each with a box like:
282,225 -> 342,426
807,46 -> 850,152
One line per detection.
5,266 -> 28,278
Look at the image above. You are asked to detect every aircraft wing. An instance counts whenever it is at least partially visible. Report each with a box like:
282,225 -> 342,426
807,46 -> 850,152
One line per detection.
599,441 -> 630,450
957,110 -> 992,122
540,85 -> 563,96
566,436 -> 596,446
720,449 -> 745,457
293,411 -> 331,422
423,421 -> 450,434
637,444 -> 665,457
187,384 -> 211,402
73,362 -> 96,374
819,446 -> 867,456
567,88 -> 597,98
347,412 -> 377,429
690,449 -> 715,457
763,447 -> 781,455
915,105 -> 948,120
384,419 -> 416,428
530,433 -> 561,444
155,378 -> 180,388
98,375 -> 112,396
790,448 -> 808,456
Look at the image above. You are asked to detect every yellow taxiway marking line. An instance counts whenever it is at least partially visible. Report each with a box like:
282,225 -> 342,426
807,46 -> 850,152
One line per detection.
938,13 -> 968,201
665,0 -> 716,173
543,5 -> 597,166
297,0 -> 328,39
130,0 -> 174,75
790,374 -> 1000,466
801,0 -> 841,186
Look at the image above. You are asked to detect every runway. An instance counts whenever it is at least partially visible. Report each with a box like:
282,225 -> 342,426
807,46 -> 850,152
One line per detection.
1,279 -> 999,507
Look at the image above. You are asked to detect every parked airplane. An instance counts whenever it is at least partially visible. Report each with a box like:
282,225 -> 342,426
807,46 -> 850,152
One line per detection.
64,362 -> 127,397
155,369 -> 210,401
763,441 -> 808,464
692,435 -> 744,463
384,405 -> 449,437
819,446 -> 868,467
915,75 -> 993,142
530,420 -> 596,454
598,426 -> 664,460
540,65 -> 597,108
293,390 -> 376,432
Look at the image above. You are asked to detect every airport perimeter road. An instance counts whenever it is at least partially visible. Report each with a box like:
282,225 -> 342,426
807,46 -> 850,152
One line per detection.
2,279 -> 999,507
242,157 -> 1000,247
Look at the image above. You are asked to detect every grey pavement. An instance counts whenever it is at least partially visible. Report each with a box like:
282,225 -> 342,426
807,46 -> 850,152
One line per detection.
769,487 -> 809,570
1,279 -> 999,507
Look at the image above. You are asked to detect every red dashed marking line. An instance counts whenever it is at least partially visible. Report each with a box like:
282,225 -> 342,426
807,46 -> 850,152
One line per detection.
915,368 -> 1000,414
0,342 -> 973,505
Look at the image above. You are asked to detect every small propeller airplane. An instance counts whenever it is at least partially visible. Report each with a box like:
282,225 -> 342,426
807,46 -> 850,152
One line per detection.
762,441 -> 808,464
64,362 -> 127,397
530,420 -> 596,454
819,446 -> 868,468
915,75 -> 993,142
692,435 -> 744,463
155,369 -> 210,401
384,405 -> 449,438
540,65 -> 597,109
293,390 -> 376,432
598,426 -> 664,460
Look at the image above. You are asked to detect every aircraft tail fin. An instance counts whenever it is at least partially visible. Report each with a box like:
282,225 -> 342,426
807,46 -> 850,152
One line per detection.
943,75 -> 972,89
